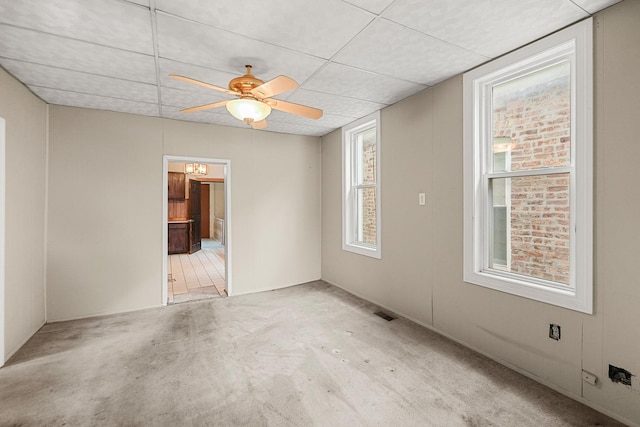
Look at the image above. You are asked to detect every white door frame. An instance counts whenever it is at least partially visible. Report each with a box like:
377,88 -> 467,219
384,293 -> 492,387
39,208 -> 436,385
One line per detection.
162,155 -> 232,305
0,118 -> 6,367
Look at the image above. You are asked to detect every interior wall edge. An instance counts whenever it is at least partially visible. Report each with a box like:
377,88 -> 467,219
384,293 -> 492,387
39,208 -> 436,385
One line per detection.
43,103 -> 50,323
3,319 -> 46,363
0,66 -> 48,363
0,117 -> 4,367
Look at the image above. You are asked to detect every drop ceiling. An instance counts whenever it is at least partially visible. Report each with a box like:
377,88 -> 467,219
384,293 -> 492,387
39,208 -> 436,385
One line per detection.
0,0 -> 620,137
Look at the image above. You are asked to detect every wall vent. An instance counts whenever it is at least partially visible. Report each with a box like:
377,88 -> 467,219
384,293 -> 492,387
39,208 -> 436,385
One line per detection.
374,311 -> 396,321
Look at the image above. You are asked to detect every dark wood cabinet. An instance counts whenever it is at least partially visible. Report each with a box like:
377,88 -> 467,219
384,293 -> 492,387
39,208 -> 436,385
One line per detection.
189,180 -> 202,253
168,172 -> 186,199
168,222 -> 190,254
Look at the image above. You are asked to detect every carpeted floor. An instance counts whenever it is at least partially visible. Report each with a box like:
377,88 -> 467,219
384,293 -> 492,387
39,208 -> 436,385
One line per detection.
0,281 -> 624,426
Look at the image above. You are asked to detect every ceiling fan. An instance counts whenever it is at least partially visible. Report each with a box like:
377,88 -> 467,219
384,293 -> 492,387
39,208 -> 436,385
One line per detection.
169,65 -> 323,129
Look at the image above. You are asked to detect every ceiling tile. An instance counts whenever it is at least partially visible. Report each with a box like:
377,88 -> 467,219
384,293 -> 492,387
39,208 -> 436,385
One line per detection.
1,59 -> 158,104
0,1 -> 623,137
155,0 -> 374,59
343,0 -> 395,14
161,86 -> 228,110
156,13 -> 326,84
334,18 -> 488,85
570,0 -> 621,13
0,25 -> 157,83
124,0 -> 149,6
383,0 -> 588,58
286,89 -> 385,118
0,0 -> 154,54
262,121 -> 334,137
268,110 -> 354,129
30,86 -> 160,117
303,63 -> 426,104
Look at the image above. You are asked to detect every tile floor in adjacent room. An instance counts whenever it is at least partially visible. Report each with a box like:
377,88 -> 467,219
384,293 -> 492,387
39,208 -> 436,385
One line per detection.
167,238 -> 226,304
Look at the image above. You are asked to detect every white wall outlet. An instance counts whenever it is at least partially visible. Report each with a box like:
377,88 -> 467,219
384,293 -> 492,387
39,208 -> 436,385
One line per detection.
418,193 -> 426,206
582,369 -> 598,386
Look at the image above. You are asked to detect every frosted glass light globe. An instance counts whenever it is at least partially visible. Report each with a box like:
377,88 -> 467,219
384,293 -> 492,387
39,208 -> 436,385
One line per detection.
226,99 -> 272,122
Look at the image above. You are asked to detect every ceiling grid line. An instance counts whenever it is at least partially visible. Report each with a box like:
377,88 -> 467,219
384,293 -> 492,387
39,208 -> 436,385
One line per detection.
153,10 -> 335,62
295,0 -> 392,89
0,22 -> 154,58
0,55 -> 159,87
376,17 -> 492,60
568,0 -> 592,14
27,84 -> 160,107
149,0 -> 164,117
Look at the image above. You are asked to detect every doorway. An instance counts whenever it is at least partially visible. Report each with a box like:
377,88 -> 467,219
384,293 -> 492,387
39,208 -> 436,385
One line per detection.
197,179 -> 225,243
162,156 -> 232,306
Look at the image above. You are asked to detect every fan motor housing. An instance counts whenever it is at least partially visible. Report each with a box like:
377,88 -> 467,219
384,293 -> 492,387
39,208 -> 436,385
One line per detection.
228,65 -> 264,96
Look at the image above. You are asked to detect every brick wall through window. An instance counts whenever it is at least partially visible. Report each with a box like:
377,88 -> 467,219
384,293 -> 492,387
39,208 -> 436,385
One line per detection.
493,73 -> 571,284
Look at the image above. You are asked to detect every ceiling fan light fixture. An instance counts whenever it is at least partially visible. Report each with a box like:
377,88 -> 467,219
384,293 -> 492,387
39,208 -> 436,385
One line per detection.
170,68 -> 322,128
226,98 -> 271,123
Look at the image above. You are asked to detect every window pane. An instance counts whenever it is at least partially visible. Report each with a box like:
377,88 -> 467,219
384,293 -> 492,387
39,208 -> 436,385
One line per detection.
492,61 -> 571,172
490,178 -> 508,267
493,150 -> 507,173
490,174 -> 570,285
493,206 -> 508,266
355,127 -> 377,185
355,187 -> 376,245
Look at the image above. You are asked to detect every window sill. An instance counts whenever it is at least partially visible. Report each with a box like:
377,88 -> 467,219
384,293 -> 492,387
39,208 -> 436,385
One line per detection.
342,242 -> 381,259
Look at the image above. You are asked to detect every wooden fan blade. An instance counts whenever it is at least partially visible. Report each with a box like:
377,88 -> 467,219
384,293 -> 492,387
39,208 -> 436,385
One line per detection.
169,74 -> 239,96
251,75 -> 298,99
180,99 -> 229,113
251,119 -> 268,129
267,99 -> 323,120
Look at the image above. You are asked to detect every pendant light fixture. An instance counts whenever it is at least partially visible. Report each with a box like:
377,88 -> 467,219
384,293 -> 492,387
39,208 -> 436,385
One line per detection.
184,163 -> 208,175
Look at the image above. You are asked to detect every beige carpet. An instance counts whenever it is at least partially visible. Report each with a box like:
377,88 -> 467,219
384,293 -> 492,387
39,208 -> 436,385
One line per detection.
0,281 -> 623,426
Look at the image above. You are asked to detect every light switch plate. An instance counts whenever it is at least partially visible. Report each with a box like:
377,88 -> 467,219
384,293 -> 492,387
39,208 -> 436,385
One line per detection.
418,193 -> 426,205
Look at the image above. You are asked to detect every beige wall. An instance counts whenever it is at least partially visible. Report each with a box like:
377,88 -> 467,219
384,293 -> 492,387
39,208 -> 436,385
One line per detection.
208,164 -> 225,179
321,2 -> 640,424
213,182 -> 224,219
47,106 -> 321,321
0,68 -> 47,361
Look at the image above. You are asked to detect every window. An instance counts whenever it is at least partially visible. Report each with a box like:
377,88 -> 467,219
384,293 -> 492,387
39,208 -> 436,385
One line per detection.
342,111 -> 381,259
463,19 -> 593,313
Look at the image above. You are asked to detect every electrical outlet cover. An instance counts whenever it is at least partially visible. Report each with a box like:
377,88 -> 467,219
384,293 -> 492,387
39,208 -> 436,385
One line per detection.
582,370 -> 598,386
549,324 -> 561,340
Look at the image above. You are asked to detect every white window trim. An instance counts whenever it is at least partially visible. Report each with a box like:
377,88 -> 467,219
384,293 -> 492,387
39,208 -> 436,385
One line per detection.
342,111 -> 382,259
463,19 -> 593,314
